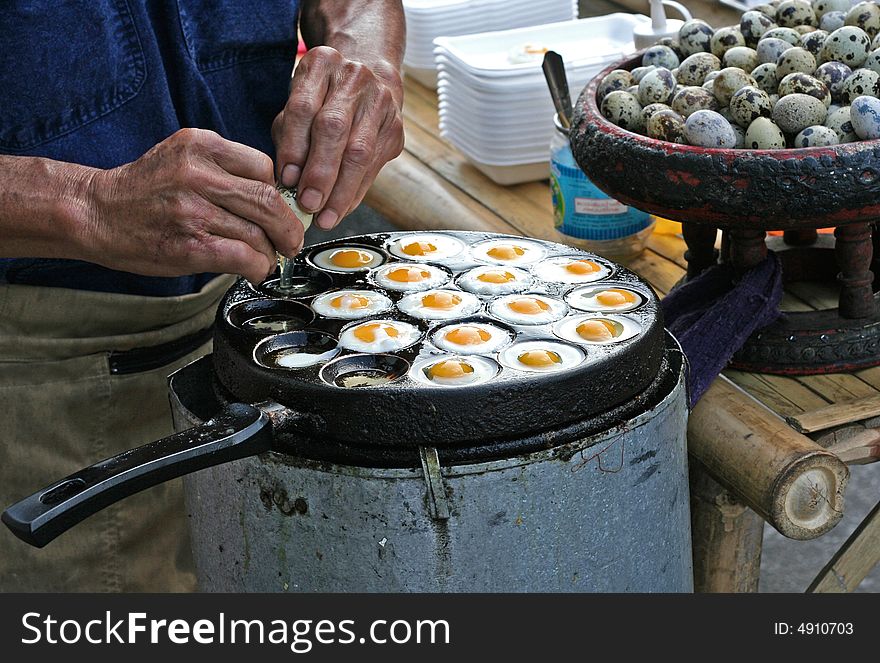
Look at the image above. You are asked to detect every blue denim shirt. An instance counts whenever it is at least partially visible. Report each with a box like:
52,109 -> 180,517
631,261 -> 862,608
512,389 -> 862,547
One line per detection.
0,0 -> 299,296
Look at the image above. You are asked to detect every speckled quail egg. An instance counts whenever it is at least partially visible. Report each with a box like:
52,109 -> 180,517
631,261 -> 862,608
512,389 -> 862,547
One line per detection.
824,104 -> 858,141
813,0 -> 850,19
845,2 -> 880,39
794,25 -> 818,35
821,26 -> 872,67
704,69 -> 722,83
397,289 -> 481,320
757,37 -> 795,63
685,109 -> 739,147
873,32 -> 880,50
815,60 -> 853,101
597,70 -> 635,102
638,67 -> 677,105
711,26 -> 747,58
731,122 -> 747,147
776,46 -> 817,76
642,102 -> 674,125
643,45 -> 680,69
800,29 -> 828,56
745,116 -> 788,148
714,67 -> 758,105
849,95 -> 880,138
672,86 -> 721,116
820,10 -> 846,32
702,78 -> 717,92
753,4 -> 779,20
776,0 -> 818,27
741,10 -> 778,45
772,92 -> 828,133
489,294 -> 568,325
778,72 -> 832,105
657,36 -> 685,57
751,62 -> 780,92
677,52 -> 722,85
600,90 -> 644,132
730,85 -> 774,127
863,48 -> 880,74
763,27 -> 804,45
724,46 -> 760,71
841,69 -> 880,103
625,84 -> 640,96
793,124 -> 840,145
647,108 -> 688,142
718,106 -> 736,123
631,65 -> 658,83
678,19 -> 715,56
769,93 -> 781,107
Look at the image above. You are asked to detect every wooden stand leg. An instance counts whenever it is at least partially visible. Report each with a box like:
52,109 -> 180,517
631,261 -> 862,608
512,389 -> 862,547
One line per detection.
729,229 -> 768,273
835,223 -> 874,319
682,222 -> 718,279
783,229 -> 818,246
690,459 -> 764,593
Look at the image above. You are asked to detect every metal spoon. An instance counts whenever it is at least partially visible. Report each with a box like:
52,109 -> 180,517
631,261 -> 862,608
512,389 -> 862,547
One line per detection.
542,50 -> 572,129
276,185 -> 314,290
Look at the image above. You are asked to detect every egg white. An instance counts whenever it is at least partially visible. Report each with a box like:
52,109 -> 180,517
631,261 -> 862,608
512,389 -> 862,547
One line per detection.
411,355 -> 499,387
457,266 -> 533,295
397,289 -> 481,320
498,341 -> 585,373
489,294 -> 568,325
371,263 -> 449,292
554,314 -> 641,345
533,256 -> 611,284
432,322 -> 510,354
338,320 -> 421,353
311,246 -> 384,272
387,234 -> 465,261
566,286 -> 645,312
472,239 -> 545,265
311,289 -> 392,320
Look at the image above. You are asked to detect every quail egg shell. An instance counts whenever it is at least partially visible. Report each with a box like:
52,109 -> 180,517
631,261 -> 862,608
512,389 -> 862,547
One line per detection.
793,124 -> 840,145
845,2 -> 880,39
711,26 -> 747,58
457,266 -> 533,295
771,92 -> 828,133
566,286 -> 645,312
825,104 -> 858,141
672,86 -> 720,117
311,246 -> 384,272
311,289 -> 392,320
730,85 -> 774,127
714,67 -> 758,105
815,60 -> 852,100
741,10 -> 777,44
597,70 -> 635,102
731,122 -> 747,147
821,26 -> 871,67
764,27 -> 804,45
499,341 -> 585,374
724,46 -> 760,71
745,116 -> 788,148
757,37 -> 795,64
397,289 -> 481,320
642,45 -> 680,69
632,65 -> 658,83
752,4 -> 778,20
676,52 -> 722,85
678,19 -> 715,56
814,0 -> 850,19
532,256 -> 611,284
841,68 -> 880,103
472,239 -> 545,265
849,95 -> 880,138
751,62 -> 780,93
776,46 -> 817,76
642,102 -> 674,125
776,0 -> 818,28
432,322 -> 510,354
414,355 -> 498,387
685,109 -> 739,147
820,10 -> 847,32
554,314 -> 641,345
800,28 -> 828,56
600,90 -> 644,132
647,108 -> 688,142
864,48 -> 880,74
489,294 -> 568,325
371,263 -> 449,292
639,67 -> 677,105
387,234 -> 464,261
338,320 -> 421,353
778,72 -> 831,105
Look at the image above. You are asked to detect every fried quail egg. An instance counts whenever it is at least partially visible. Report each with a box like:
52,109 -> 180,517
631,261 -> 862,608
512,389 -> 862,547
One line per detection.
397,289 -> 481,320
371,263 -> 449,292
311,289 -> 392,320
554,315 -> 641,345
472,239 -> 545,265
413,355 -> 498,387
566,286 -> 645,312
457,266 -> 533,295
338,320 -> 421,353
489,294 -> 568,325
432,322 -> 510,354
311,246 -> 384,272
387,234 -> 465,261
532,256 -> 611,284
499,341 -> 585,373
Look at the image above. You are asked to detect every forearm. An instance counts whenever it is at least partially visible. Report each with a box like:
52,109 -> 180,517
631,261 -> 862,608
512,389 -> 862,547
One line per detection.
0,155 -> 97,260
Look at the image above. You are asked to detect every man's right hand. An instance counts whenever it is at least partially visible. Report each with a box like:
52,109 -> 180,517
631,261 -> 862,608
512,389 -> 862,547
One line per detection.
83,128 -> 304,283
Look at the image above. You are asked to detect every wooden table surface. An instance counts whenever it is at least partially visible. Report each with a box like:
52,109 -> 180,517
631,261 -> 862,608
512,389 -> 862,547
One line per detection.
363,1 -> 880,592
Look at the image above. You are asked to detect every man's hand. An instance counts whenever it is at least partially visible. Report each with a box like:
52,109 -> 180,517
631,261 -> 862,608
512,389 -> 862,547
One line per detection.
85,128 -> 304,283
272,45 -> 405,230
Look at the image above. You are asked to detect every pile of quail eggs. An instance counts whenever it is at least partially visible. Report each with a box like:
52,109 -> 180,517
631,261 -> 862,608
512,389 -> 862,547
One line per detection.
596,0 -> 880,149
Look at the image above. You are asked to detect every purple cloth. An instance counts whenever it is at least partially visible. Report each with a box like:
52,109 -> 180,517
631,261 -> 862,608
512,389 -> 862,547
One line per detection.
661,252 -> 783,407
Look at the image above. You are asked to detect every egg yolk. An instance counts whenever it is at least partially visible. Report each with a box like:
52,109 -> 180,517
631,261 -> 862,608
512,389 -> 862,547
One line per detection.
330,249 -> 373,268
507,297 -> 550,315
330,294 -> 370,310
402,241 -> 437,256
596,289 -> 637,307
353,323 -> 398,343
422,292 -> 461,310
577,319 -> 618,342
487,245 -> 526,260
518,350 -> 562,367
445,326 -> 491,346
566,260 -> 601,275
477,270 -> 516,284
428,360 -> 474,380
388,267 -> 431,283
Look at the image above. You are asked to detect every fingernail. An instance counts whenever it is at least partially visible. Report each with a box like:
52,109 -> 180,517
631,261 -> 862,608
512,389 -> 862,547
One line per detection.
298,188 -> 322,211
316,209 -> 339,230
281,164 -> 300,187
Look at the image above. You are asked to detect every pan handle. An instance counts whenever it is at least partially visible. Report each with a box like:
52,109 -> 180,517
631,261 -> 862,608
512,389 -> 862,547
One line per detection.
2,402 -> 272,548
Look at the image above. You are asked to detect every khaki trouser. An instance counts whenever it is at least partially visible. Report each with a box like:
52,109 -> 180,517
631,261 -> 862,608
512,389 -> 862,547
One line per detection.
0,275 -> 235,592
